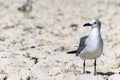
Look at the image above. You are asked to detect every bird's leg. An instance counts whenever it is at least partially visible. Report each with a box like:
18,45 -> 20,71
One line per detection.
27,12 -> 29,18
94,59 -> 97,75
83,60 -> 85,74
25,12 -> 29,18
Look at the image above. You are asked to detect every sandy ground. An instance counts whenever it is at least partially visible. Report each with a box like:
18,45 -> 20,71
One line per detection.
0,0 -> 120,80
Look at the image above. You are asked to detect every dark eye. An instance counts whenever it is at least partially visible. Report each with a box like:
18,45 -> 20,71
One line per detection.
94,22 -> 97,24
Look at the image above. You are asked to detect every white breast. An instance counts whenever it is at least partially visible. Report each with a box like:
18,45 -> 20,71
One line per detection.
80,28 -> 103,59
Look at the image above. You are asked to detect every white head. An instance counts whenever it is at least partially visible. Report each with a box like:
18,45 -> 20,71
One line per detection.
83,19 -> 101,29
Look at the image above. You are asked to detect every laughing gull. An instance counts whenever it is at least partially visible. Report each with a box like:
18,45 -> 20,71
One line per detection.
67,19 -> 103,75
18,0 -> 32,17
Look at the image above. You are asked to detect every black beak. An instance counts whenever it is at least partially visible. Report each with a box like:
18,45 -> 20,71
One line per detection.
83,23 -> 91,27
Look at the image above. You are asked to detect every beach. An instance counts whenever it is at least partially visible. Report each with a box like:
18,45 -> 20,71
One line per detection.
0,0 -> 120,80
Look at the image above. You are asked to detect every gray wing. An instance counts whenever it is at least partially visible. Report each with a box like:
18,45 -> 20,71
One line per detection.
76,36 -> 88,56
67,36 -> 88,56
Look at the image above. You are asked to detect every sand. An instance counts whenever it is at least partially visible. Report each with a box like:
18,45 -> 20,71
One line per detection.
0,0 -> 120,80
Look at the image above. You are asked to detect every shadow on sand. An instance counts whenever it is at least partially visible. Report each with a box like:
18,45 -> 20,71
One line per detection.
85,71 -> 118,76
97,72 -> 115,76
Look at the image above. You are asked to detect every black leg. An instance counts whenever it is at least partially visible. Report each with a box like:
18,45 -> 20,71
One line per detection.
83,60 -> 85,74
94,59 -> 97,75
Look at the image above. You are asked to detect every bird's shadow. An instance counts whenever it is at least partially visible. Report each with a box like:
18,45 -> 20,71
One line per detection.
97,72 -> 115,76
85,71 -> 116,76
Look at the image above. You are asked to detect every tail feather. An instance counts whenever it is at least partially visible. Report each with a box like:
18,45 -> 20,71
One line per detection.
67,50 -> 77,54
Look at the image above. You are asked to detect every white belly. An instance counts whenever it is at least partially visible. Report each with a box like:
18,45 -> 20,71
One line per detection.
80,36 -> 103,59
80,46 -> 103,59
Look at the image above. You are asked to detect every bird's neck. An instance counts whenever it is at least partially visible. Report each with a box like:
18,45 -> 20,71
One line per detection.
89,27 -> 101,38
27,0 -> 31,5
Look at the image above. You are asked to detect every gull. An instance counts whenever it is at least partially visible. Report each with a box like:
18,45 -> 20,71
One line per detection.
18,0 -> 32,17
67,19 -> 103,75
